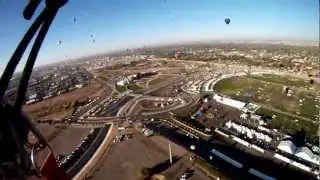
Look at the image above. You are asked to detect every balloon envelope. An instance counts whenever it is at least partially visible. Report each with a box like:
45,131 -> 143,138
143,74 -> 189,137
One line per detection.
225,18 -> 231,24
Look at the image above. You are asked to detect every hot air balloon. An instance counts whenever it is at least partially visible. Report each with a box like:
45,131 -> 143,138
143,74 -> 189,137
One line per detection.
73,17 -> 76,23
225,18 -> 231,25
57,40 -> 62,45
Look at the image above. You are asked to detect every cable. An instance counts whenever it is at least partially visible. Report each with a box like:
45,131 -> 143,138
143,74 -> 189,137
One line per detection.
0,1 -> 68,177
15,8 -> 58,110
0,10 -> 45,103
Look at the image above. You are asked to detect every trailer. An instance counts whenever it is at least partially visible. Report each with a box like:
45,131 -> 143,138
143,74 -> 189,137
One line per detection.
210,148 -> 243,168
248,168 -> 276,180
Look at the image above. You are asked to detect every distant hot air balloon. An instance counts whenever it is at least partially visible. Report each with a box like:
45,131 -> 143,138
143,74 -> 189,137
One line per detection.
73,17 -> 76,23
225,18 -> 231,25
57,40 -> 62,45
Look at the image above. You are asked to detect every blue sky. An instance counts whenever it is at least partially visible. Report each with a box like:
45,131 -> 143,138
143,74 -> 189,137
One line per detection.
0,0 -> 318,69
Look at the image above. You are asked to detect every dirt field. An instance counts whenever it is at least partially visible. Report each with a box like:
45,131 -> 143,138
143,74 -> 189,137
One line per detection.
148,75 -> 173,88
91,132 -> 209,180
23,81 -> 104,121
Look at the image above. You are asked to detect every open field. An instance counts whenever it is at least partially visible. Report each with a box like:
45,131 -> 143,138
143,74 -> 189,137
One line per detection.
115,84 -> 127,92
256,107 -> 318,142
214,74 -> 319,139
149,75 -> 173,88
24,81 -> 104,120
214,75 -> 318,119
90,132 -> 210,180
91,133 -> 186,180
127,83 -> 144,93
251,74 -> 320,90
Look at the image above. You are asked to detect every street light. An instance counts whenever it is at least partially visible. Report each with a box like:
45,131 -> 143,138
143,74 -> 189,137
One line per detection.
190,145 -> 196,151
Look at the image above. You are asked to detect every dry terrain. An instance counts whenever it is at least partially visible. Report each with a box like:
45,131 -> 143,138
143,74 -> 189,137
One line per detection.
91,132 -> 209,180
24,81 -> 104,120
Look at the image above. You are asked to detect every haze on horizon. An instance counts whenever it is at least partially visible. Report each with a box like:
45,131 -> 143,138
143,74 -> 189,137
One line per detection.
0,0 -> 318,70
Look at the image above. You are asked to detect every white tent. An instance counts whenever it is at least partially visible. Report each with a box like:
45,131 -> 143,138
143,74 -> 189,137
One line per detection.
213,94 -> 246,110
295,147 -> 313,162
277,140 -> 296,154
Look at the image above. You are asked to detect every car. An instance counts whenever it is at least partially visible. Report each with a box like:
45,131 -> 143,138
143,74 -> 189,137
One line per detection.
180,174 -> 187,180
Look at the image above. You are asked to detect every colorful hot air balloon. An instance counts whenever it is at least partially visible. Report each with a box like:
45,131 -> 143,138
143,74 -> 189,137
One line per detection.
225,18 -> 231,24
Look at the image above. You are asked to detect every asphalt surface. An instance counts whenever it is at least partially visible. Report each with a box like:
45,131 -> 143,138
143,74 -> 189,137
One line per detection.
90,132 -> 210,180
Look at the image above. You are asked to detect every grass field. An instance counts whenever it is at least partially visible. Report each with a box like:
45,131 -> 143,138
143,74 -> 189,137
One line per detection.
115,84 -> 127,92
214,74 -> 319,139
251,74 -> 320,90
256,108 -> 317,141
127,83 -> 144,93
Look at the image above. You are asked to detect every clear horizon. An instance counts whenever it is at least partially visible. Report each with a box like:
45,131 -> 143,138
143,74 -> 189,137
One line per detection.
0,0 -> 319,71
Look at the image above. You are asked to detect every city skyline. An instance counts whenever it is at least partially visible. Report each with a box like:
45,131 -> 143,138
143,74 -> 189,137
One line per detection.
0,0 -> 319,70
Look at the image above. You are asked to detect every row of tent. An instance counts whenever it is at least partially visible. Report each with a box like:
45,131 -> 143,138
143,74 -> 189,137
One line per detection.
225,121 -> 272,143
277,140 -> 320,166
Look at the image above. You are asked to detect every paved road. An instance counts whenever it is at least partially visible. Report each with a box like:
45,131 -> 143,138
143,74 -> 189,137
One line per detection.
117,75 -> 185,118
73,123 -> 115,180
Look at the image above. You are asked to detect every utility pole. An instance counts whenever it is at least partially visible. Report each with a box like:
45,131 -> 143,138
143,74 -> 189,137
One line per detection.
169,142 -> 173,166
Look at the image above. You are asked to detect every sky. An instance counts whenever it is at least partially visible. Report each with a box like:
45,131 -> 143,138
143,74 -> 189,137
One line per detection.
0,0 -> 319,70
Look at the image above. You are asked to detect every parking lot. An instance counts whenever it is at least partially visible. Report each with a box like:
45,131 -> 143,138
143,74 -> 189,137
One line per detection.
84,96 -> 132,117
90,130 -> 209,180
35,126 -> 91,166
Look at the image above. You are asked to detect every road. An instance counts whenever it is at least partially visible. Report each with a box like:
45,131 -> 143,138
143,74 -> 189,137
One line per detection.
73,123 -> 115,180
117,75 -> 185,118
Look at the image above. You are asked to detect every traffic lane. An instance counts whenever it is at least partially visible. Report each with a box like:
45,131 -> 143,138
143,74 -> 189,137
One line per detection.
145,121 -> 313,180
